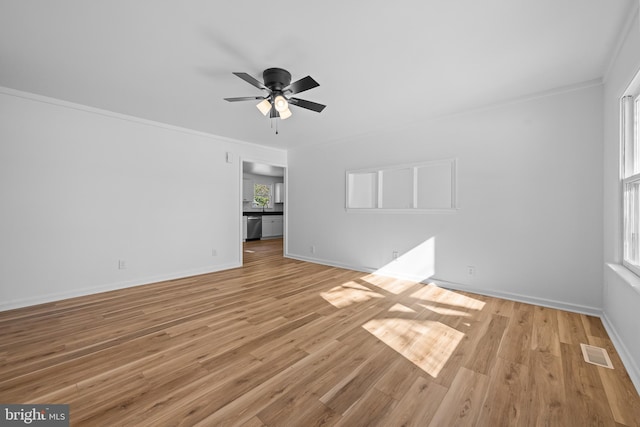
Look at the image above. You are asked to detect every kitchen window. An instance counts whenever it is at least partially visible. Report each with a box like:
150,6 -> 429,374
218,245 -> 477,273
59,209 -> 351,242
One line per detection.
253,183 -> 272,209
622,71 -> 640,276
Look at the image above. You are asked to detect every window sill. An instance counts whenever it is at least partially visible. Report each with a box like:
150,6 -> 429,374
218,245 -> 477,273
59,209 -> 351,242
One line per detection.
346,208 -> 459,214
607,263 -> 640,295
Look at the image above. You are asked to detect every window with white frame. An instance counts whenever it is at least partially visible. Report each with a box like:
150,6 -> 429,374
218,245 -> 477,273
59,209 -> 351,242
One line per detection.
252,183 -> 272,209
622,72 -> 640,276
346,159 -> 457,213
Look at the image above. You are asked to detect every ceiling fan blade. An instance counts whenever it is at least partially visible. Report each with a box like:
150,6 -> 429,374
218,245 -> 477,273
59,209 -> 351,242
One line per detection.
286,76 -> 319,95
289,97 -> 326,113
224,96 -> 265,102
232,72 -> 267,90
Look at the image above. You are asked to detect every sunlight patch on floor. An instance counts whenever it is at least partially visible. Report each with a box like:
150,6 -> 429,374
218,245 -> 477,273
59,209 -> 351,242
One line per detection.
320,281 -> 385,309
361,274 -> 417,295
410,283 -> 486,312
418,303 -> 471,317
362,318 -> 464,378
388,303 -> 416,313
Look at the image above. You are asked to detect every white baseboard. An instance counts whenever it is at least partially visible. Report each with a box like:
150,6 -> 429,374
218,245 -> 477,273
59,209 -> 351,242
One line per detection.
285,253 -> 366,272
601,313 -> 640,395
0,262 -> 240,312
428,278 -> 602,316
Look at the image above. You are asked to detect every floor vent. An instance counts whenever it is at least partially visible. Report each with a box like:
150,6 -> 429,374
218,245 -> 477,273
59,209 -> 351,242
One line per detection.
580,343 -> 614,369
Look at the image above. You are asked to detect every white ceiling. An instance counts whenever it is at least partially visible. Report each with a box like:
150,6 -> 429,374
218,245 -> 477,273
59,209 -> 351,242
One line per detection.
0,1 -> 635,150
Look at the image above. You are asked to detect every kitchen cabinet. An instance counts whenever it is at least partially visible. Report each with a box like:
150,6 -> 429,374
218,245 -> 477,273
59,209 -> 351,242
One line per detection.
262,215 -> 283,238
274,182 -> 285,203
243,179 -> 254,202
272,216 -> 283,236
262,218 -> 273,238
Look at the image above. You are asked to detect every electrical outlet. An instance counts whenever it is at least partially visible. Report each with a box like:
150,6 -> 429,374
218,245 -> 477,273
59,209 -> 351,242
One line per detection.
118,260 -> 126,270
467,266 -> 475,276
310,245 -> 316,254
392,250 -> 399,260
212,249 -> 218,256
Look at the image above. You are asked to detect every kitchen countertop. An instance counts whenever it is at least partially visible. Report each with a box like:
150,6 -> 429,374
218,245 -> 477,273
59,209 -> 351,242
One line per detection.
243,212 -> 284,216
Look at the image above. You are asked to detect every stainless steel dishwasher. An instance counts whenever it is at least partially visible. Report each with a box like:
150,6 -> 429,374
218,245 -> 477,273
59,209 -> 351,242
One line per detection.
246,215 -> 262,241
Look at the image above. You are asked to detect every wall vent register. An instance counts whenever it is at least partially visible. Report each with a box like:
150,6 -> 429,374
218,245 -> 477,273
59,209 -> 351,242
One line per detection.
580,343 -> 614,369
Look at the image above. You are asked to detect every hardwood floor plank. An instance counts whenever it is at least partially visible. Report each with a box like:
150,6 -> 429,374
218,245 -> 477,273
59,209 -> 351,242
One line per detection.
377,376 -> 448,427
125,354 -> 261,426
319,346 -> 398,414
0,238 -> 638,426
464,314 -> 509,375
559,342 -> 617,426
588,336 -> 640,427
158,347 -> 309,426
525,349 -> 567,426
255,334 -> 382,425
373,357 -> 421,401
531,306 -> 561,357
475,357 -> 530,426
68,373 -> 151,425
497,304 -> 533,366
270,399 -> 341,427
199,339 -> 347,426
427,367 -> 490,426
557,309 -> 589,345
475,293 -> 515,320
581,314 -> 610,339
236,416 -> 265,427
335,386 -> 397,427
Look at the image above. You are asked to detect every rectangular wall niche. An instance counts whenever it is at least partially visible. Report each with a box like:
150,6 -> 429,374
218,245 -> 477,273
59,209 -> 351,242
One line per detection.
346,159 -> 457,213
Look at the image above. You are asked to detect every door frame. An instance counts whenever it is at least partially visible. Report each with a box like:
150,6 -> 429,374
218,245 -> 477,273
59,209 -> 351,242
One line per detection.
239,158 -> 288,265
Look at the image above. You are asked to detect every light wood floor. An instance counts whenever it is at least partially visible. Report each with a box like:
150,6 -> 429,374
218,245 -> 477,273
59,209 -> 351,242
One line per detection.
1,238 -> 639,426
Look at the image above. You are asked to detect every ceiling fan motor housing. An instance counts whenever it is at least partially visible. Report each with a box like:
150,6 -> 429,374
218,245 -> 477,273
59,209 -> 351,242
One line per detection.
263,68 -> 292,92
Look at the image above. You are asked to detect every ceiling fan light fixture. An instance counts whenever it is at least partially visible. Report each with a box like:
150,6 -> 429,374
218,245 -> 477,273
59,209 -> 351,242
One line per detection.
256,98 -> 272,116
279,107 -> 292,120
225,68 -> 326,129
274,95 -> 288,112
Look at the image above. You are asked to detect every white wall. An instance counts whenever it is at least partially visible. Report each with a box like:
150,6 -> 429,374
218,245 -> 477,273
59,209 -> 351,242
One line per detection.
602,8 -> 640,392
0,88 -> 286,310
287,83 -> 603,314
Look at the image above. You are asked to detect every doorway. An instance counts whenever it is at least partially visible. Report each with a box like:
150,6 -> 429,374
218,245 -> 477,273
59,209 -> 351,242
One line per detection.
241,160 -> 286,265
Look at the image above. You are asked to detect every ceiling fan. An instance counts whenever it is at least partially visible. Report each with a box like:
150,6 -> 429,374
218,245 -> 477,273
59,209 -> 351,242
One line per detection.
224,68 -> 326,120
